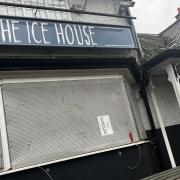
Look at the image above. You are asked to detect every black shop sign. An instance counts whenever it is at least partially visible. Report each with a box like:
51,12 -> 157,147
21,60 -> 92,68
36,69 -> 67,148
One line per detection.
0,18 -> 136,48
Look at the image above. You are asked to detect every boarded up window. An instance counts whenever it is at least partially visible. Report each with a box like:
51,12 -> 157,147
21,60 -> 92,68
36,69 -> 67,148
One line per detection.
1,75 -> 139,169
0,133 -> 3,169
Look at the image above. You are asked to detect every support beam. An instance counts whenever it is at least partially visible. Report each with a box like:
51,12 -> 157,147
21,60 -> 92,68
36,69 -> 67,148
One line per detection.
149,81 -> 176,168
166,63 -> 180,110
0,82 -> 11,171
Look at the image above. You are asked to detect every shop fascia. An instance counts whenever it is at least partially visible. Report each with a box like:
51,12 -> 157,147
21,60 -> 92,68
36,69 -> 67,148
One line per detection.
0,19 -> 97,46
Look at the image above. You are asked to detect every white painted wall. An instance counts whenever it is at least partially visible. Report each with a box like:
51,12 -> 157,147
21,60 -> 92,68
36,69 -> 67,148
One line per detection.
68,0 -> 129,26
148,74 -> 180,129
0,0 -> 130,26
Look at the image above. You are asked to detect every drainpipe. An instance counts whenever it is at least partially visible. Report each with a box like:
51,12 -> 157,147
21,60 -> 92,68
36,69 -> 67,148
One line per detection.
139,69 -> 157,137
140,87 -> 156,134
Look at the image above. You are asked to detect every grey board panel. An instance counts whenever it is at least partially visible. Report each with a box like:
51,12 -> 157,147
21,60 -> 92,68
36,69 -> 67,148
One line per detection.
2,76 -> 139,169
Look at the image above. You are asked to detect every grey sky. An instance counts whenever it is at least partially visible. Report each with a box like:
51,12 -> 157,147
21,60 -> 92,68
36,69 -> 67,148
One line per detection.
131,0 -> 180,34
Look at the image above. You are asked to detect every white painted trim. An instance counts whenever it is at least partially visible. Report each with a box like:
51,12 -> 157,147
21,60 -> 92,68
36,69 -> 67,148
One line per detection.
149,81 -> 176,168
166,64 -> 180,110
1,75 -> 123,84
0,84 -> 11,171
0,140 -> 149,176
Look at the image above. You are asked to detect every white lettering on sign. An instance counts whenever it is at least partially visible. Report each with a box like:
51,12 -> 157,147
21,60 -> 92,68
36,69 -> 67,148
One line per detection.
0,19 -> 12,42
89,26 -> 97,46
0,18 -> 135,48
26,21 -> 31,43
41,22 -> 50,44
97,115 -> 113,136
54,23 -> 95,46
65,24 -> 75,45
73,25 -> 83,45
11,20 -> 21,43
32,22 -> 41,44
54,23 -> 65,45
83,25 -> 90,45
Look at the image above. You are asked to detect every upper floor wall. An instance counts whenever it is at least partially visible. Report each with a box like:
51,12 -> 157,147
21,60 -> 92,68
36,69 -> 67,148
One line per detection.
0,0 -> 70,20
67,0 -> 129,26
0,0 -> 131,26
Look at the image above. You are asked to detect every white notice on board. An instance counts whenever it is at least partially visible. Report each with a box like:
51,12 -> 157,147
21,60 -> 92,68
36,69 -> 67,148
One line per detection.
97,115 -> 113,136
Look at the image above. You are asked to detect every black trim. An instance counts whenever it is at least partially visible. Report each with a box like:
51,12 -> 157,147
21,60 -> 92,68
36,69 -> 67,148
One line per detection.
0,44 -> 139,49
146,124 -> 180,170
1,143 -> 162,180
0,44 -> 138,49
140,88 -> 155,132
0,57 -> 140,81
142,49 -> 180,71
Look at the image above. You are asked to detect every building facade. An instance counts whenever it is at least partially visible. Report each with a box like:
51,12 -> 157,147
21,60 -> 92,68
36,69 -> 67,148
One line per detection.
0,1 -> 170,180
139,8 -> 180,171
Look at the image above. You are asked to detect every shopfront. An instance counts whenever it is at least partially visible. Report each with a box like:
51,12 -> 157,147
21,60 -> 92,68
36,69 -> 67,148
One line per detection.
0,1 -> 163,180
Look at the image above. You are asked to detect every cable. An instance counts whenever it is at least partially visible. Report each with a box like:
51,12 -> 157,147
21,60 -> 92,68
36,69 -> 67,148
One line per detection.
34,9 -> 39,18
126,145 -> 142,170
39,167 -> 54,180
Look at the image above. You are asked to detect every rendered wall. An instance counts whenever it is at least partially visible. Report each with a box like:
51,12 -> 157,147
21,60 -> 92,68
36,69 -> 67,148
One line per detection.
68,0 -> 129,26
146,74 -> 180,170
150,74 -> 180,128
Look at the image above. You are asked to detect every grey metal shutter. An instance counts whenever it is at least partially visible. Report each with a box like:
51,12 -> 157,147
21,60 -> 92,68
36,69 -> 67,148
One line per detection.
2,75 -> 139,169
0,133 -> 3,169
